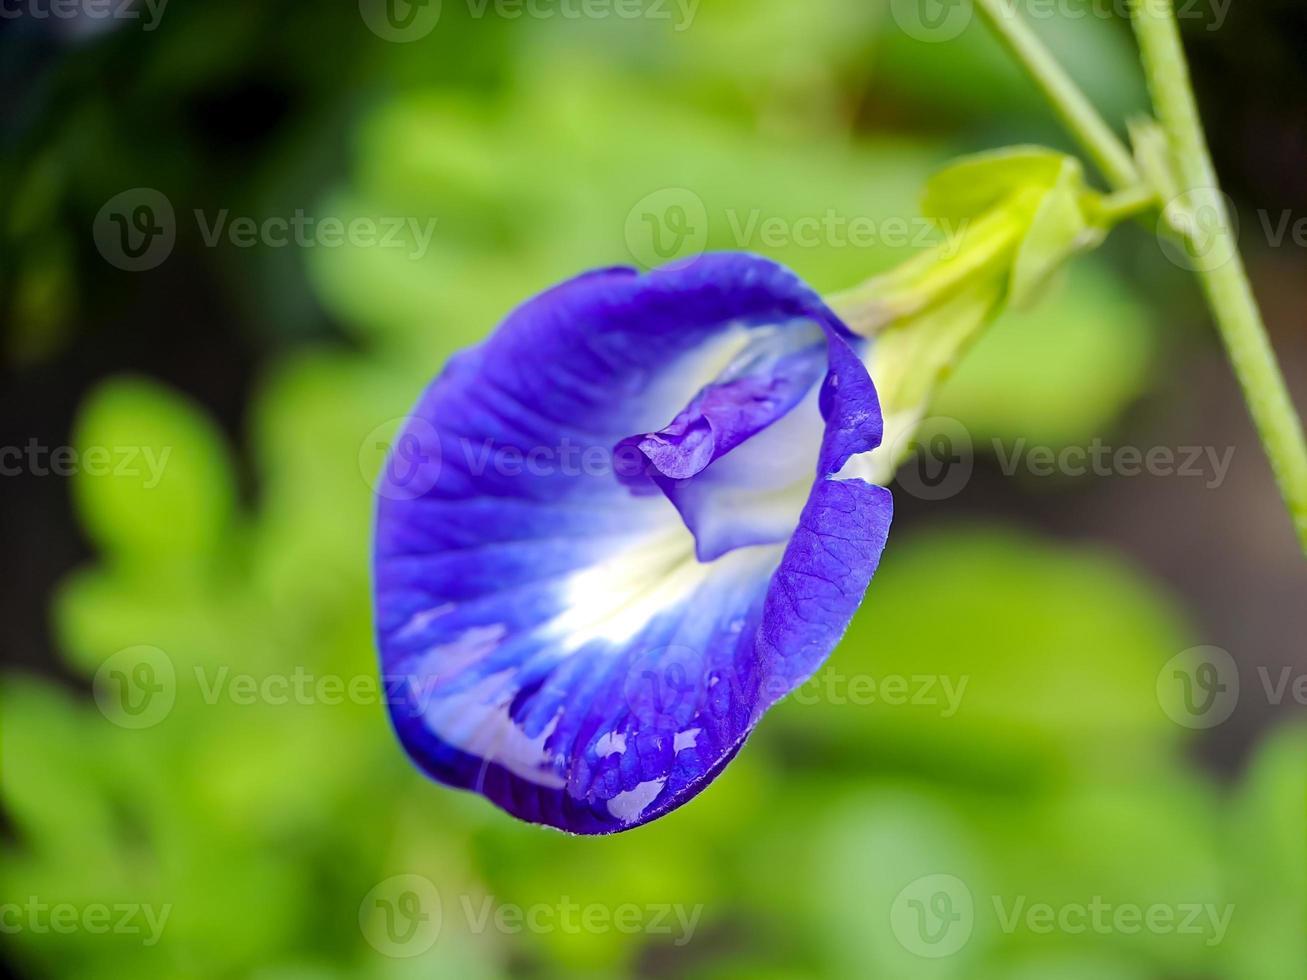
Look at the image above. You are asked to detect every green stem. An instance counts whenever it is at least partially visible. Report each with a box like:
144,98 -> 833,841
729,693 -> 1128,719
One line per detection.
1091,183 -> 1159,225
1131,0 -> 1307,552
972,0 -> 1139,190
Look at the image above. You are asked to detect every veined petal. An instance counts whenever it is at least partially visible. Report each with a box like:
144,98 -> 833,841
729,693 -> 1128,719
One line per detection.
373,253 -> 893,834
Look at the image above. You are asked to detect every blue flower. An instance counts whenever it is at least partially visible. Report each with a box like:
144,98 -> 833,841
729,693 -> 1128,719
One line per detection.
372,253 -> 893,834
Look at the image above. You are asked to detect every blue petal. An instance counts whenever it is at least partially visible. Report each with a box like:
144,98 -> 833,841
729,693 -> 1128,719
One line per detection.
373,253 -> 892,834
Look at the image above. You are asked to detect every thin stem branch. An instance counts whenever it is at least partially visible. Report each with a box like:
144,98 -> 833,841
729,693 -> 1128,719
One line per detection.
1131,0 -> 1307,552
973,0 -> 1139,190
1092,183 -> 1159,225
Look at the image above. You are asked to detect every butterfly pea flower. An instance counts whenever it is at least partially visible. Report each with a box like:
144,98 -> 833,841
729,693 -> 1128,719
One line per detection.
370,147 -> 1119,833
372,253 -> 894,834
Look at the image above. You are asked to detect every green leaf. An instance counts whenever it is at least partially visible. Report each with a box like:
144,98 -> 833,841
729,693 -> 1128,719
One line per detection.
1220,723 -> 1307,980
921,146 -> 1070,221
71,377 -> 236,569
1008,159 -> 1101,310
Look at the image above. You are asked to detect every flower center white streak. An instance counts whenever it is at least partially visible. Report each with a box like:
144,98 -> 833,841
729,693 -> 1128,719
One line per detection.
594,731 -> 627,756
419,669 -> 567,789
394,603 -> 454,641
547,518 -> 786,653
606,777 -> 667,822
549,527 -> 706,650
673,728 -> 700,751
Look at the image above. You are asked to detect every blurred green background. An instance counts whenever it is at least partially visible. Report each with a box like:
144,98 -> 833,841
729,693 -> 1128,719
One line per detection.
2,1 -> 1305,978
